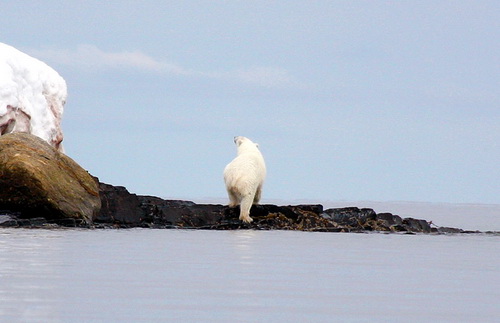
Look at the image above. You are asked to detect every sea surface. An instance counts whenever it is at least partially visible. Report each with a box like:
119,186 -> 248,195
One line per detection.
1,227 -> 499,323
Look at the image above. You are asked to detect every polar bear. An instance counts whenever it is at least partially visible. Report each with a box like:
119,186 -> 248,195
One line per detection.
223,136 -> 266,223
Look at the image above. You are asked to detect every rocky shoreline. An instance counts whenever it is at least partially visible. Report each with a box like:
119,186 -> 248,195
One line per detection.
0,133 -> 493,234
0,181 -> 487,234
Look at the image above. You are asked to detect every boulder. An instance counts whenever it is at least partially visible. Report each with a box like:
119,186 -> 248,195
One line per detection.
0,133 -> 100,223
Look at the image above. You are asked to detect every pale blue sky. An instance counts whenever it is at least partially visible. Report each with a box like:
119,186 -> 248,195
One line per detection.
3,1 -> 499,204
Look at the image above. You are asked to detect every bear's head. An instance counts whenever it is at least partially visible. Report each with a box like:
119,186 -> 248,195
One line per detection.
234,136 -> 260,154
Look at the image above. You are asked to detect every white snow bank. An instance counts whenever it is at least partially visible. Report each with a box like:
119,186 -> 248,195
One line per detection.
0,43 -> 67,151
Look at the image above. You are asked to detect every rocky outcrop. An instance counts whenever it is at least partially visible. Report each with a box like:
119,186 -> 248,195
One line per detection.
0,133 -> 100,223
0,178 -> 485,234
81,183 -> 471,233
0,134 -> 484,233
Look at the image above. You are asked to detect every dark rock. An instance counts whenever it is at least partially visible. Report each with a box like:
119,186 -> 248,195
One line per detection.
0,214 -> 18,227
390,224 -> 408,232
321,207 -> 376,226
178,204 -> 225,228
290,204 -> 324,214
138,196 -> 197,225
0,210 -> 21,217
145,201 -> 225,228
0,170 -> 468,234
53,218 -> 77,227
96,182 -> 143,224
17,218 -> 31,226
402,217 -> 431,233
376,213 -> 403,226
29,217 -> 47,227
436,227 -> 464,234
249,204 -> 299,220
0,133 -> 100,223
217,204 -> 335,231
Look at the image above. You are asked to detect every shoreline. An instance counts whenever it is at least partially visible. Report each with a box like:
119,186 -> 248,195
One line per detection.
1,182 -> 498,235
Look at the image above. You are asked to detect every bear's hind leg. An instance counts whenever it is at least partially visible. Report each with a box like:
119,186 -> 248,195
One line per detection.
253,185 -> 263,204
239,194 -> 254,223
227,188 -> 240,207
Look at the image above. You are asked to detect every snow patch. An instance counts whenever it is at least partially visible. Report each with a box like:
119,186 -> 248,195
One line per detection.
0,43 -> 67,151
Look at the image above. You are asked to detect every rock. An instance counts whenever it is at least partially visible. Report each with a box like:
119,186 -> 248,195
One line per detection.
390,224 -> 408,232
249,204 -> 300,221
29,217 -> 48,227
0,214 -> 18,227
241,204 -> 332,231
174,204 -> 226,228
376,212 -> 403,226
138,196 -> 222,228
321,207 -> 376,227
402,217 -> 431,233
138,196 -> 196,226
17,218 -> 31,226
0,162 -> 469,233
0,211 -> 87,228
436,227 -> 464,234
0,133 -> 100,223
53,218 -> 77,227
93,187 -> 340,231
90,186 -> 451,233
96,182 -> 143,224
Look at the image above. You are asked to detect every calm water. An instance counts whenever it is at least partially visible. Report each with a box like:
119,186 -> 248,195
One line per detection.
0,228 -> 498,323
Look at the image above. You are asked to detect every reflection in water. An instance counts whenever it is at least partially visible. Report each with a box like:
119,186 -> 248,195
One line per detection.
228,230 -> 260,309
231,230 -> 258,266
0,228 -> 499,322
0,229 -> 65,321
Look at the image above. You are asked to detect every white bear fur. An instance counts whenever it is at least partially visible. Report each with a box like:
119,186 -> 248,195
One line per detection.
224,136 -> 266,223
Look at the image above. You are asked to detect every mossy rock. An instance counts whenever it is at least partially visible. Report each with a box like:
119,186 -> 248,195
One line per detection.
0,133 -> 100,223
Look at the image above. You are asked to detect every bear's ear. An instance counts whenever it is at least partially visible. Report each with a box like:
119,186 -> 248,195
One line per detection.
234,136 -> 245,146
255,143 -> 259,148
